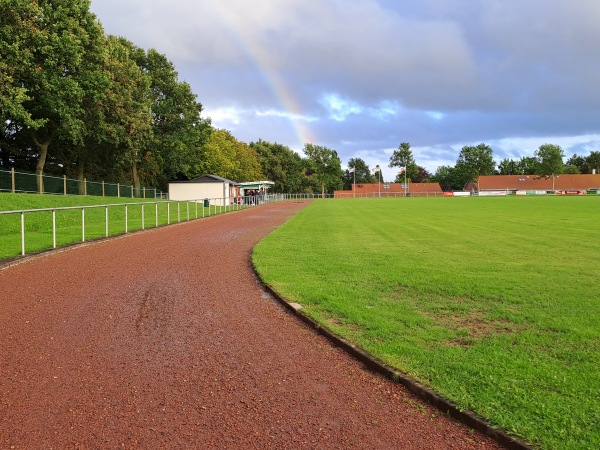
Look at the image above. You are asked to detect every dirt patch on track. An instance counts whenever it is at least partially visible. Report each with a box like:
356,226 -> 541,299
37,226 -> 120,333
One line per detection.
0,201 -> 503,449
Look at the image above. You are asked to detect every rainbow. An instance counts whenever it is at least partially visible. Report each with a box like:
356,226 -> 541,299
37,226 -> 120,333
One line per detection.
213,8 -> 316,150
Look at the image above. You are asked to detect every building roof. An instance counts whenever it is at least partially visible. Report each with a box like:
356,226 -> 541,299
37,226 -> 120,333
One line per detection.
350,182 -> 442,194
334,182 -> 443,197
238,181 -> 275,189
478,174 -> 600,191
169,174 -> 239,185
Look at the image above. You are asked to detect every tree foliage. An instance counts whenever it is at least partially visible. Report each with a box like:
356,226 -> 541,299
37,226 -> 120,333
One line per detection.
250,140 -> 306,193
455,143 -> 496,189
535,144 -> 564,176
389,142 -> 418,182
303,144 -> 343,196
204,129 -> 263,182
343,157 -> 375,189
586,151 -> 600,174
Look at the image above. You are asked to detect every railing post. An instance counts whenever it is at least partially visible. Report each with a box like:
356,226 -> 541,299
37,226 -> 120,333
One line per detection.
142,204 -> 145,230
117,183 -> 120,198
177,202 -> 180,222
125,204 -> 128,233
155,203 -> 158,227
52,209 -> 56,248
167,203 -> 170,225
20,212 -> 25,256
102,180 -> 105,197
81,207 -> 85,242
105,206 -> 109,237
11,167 -> 15,193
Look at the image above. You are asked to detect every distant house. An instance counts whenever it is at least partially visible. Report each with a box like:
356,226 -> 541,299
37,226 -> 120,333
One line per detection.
474,174 -> 600,195
168,174 -> 239,205
334,182 -> 443,198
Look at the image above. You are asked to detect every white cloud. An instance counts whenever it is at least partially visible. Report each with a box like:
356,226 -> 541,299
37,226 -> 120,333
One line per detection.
89,0 -> 600,173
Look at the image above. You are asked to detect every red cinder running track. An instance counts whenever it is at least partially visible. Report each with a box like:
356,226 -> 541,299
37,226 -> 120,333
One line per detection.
0,200 -> 502,449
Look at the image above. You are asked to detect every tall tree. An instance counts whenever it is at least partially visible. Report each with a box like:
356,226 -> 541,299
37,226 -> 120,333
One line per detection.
0,0 -> 41,131
132,48 -> 211,188
388,142 -> 418,182
2,0 -> 108,192
498,158 -> 521,175
204,129 -> 263,182
303,144 -> 343,196
343,157 -> 375,189
455,143 -> 496,190
431,165 -> 461,191
412,166 -> 431,183
102,36 -> 153,195
250,140 -> 306,193
535,144 -> 564,177
585,151 -> 600,174
566,154 -> 587,174
518,156 -> 539,175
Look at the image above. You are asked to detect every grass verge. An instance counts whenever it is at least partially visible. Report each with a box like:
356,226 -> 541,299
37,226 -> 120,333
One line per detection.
252,196 -> 600,450
0,192 -> 217,260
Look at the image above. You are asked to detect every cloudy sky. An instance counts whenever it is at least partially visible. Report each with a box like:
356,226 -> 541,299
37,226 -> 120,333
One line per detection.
90,0 -> 600,180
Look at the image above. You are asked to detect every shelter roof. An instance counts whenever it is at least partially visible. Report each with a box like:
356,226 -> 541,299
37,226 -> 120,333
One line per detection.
238,181 -> 275,189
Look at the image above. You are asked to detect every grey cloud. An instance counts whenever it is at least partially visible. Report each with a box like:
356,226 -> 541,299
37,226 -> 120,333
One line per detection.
89,0 -> 600,172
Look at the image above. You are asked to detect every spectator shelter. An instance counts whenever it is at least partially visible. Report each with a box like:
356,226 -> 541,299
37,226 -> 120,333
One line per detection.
168,174 -> 239,206
238,181 -> 275,198
473,174 -> 600,195
334,182 -> 443,198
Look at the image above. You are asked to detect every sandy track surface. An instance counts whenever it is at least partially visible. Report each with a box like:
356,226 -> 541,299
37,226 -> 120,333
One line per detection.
0,200 -> 502,449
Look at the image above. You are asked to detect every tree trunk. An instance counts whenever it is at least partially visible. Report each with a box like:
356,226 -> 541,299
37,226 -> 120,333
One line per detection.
132,160 -> 141,198
321,182 -> 325,198
33,136 -> 51,194
77,158 -> 85,195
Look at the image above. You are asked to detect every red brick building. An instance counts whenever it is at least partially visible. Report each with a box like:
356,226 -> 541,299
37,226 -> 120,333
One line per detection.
334,182 -> 443,198
472,174 -> 600,195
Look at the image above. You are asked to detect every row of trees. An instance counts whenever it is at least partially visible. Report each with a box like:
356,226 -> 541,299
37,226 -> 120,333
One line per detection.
2,3 -> 598,196
1,0 -> 214,193
343,143 -> 600,192
0,1 -> 348,196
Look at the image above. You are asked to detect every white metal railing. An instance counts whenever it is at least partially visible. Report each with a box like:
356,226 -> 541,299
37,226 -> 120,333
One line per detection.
0,194 -> 292,258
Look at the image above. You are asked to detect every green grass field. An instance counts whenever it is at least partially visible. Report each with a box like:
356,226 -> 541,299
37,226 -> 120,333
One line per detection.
253,196 -> 600,450
0,193 -> 220,260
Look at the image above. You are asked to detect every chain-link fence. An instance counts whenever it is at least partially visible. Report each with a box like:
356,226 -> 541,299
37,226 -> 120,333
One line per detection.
0,168 -> 165,199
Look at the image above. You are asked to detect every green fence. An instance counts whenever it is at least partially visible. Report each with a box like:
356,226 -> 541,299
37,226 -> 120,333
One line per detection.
0,168 -> 164,199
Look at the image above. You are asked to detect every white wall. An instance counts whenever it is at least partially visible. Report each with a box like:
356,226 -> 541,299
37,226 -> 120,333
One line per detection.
168,182 -> 231,205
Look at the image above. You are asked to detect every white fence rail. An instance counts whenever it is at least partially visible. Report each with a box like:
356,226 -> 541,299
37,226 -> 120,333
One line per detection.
0,194 -> 305,258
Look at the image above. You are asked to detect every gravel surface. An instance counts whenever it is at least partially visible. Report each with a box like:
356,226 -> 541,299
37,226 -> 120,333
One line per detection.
0,200 -> 503,449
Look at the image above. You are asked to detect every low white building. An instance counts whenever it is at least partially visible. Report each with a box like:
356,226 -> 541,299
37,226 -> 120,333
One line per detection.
168,174 -> 239,206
